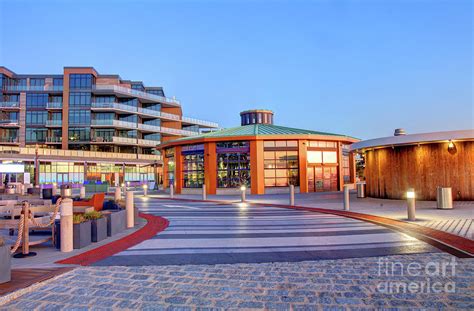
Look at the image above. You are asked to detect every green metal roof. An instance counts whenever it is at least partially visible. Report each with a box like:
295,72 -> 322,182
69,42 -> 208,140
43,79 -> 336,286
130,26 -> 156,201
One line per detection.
164,124 -> 357,144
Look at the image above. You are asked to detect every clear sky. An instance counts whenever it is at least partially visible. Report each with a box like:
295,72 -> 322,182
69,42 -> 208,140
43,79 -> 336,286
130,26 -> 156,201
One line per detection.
0,0 -> 472,139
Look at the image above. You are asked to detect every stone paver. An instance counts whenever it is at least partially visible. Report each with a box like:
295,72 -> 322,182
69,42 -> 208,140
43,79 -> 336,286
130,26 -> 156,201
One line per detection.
2,253 -> 473,309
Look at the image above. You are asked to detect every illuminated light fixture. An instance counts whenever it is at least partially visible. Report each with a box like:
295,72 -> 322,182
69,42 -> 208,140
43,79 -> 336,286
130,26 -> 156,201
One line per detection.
240,185 -> 246,191
406,190 -> 415,199
127,181 -> 130,186
447,140 -> 457,155
143,184 -> 148,189
121,183 -> 125,187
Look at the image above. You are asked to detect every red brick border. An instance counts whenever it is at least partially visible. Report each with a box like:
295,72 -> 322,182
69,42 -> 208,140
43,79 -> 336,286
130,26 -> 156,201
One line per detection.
151,197 -> 474,258
56,213 -> 169,266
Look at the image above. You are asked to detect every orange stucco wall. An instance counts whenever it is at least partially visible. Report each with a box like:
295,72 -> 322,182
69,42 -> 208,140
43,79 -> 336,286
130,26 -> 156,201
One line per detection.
204,142 -> 217,195
250,140 -> 265,195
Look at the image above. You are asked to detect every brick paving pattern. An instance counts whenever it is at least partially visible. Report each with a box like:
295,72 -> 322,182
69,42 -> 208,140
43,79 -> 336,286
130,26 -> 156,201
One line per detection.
2,253 -> 473,310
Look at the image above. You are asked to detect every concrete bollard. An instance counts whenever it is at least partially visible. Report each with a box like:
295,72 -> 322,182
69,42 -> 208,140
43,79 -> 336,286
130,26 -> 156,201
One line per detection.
289,185 -> 295,206
126,191 -> 134,228
143,184 -> 148,197
240,186 -> 246,202
60,198 -> 73,252
115,187 -> 121,201
80,186 -> 86,199
39,184 -> 43,199
170,184 -> 174,199
343,185 -> 350,211
202,184 -> 207,201
52,183 -> 58,196
407,188 -> 416,221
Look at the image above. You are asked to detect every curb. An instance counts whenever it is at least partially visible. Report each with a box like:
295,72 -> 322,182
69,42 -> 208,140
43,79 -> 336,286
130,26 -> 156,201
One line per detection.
150,196 -> 474,258
56,213 -> 169,266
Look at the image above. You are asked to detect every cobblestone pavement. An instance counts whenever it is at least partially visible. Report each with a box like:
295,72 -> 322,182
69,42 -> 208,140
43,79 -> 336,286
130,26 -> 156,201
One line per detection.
2,253 -> 473,310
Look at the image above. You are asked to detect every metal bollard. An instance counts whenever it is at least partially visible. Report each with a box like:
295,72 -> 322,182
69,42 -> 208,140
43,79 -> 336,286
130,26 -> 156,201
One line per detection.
126,191 -> 134,228
289,185 -> 295,206
407,188 -> 416,221
60,198 -> 73,252
39,184 -> 43,199
202,184 -> 207,201
343,184 -> 350,211
115,187 -> 121,201
80,186 -> 86,199
240,185 -> 246,202
170,184 -> 174,199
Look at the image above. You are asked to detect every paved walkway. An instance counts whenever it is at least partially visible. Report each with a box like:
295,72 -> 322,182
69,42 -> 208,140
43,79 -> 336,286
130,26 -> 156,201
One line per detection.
2,253 -> 472,310
93,198 -> 437,266
162,191 -> 474,240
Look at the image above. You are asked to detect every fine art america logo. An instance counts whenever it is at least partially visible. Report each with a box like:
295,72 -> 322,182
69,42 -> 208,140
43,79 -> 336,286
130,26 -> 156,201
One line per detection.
376,257 -> 457,294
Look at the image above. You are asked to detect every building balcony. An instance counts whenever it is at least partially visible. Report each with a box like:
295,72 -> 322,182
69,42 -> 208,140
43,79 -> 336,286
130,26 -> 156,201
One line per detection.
160,127 -> 199,137
93,85 -> 181,107
46,102 -> 62,110
3,85 -> 63,92
0,120 -> 20,127
137,123 -> 160,132
0,137 -> 19,144
45,119 -> 62,127
137,138 -> 160,147
46,137 -> 62,143
91,119 -> 137,130
91,136 -> 137,145
181,116 -> 219,128
0,102 -> 20,109
91,102 -> 138,114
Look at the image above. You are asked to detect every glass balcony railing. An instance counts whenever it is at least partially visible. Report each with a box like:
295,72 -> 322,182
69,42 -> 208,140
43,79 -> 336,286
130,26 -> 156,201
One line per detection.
181,116 -> 219,128
45,119 -> 62,127
0,102 -> 20,109
91,102 -> 138,113
91,119 -> 137,129
113,136 -> 137,144
4,85 -> 63,91
46,137 -> 62,143
0,137 -> 19,143
0,120 -> 19,126
93,85 -> 181,106
160,127 -> 200,136
46,102 -> 62,109
137,138 -> 160,146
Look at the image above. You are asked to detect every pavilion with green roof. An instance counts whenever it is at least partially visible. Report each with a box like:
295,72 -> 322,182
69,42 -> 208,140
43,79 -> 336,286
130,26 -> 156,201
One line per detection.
159,109 -> 358,196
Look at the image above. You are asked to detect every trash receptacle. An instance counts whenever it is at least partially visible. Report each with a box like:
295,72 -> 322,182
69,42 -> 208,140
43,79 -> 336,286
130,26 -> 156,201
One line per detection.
42,188 -> 53,199
60,184 -> 72,198
356,182 -> 366,198
437,187 -> 453,209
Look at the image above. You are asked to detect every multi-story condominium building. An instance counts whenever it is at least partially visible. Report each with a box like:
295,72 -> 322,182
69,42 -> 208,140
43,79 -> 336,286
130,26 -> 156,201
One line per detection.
0,66 -> 218,189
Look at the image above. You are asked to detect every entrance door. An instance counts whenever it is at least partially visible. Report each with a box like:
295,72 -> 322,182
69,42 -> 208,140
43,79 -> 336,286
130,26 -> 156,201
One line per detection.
307,166 -> 338,192
57,173 -> 68,184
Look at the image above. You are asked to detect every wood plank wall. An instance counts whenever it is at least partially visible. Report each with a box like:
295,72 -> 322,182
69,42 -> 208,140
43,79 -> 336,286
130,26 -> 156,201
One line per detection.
365,141 -> 474,200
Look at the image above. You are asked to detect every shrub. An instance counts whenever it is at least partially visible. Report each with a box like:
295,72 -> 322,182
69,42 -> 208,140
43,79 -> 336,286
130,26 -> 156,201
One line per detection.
84,210 -> 103,220
73,214 -> 85,224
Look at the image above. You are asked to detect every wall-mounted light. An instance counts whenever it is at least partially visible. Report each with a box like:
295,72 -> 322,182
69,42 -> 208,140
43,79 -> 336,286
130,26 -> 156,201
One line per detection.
447,140 -> 457,155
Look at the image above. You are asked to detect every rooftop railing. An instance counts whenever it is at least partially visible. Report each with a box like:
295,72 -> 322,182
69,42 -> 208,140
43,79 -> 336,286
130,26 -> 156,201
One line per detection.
93,85 -> 181,106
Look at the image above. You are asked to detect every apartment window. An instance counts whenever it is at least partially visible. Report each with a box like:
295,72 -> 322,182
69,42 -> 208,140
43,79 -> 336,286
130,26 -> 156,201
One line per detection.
30,78 -> 45,87
120,98 -> 138,107
131,83 -> 144,91
0,112 -> 18,122
146,89 -> 164,96
26,93 -> 48,108
4,94 -> 19,102
68,128 -> 90,141
143,133 -> 161,141
26,111 -> 47,125
94,96 -> 115,103
26,128 -> 47,142
93,112 -> 114,120
117,129 -> 137,138
94,129 -> 114,142
142,103 -> 161,111
69,92 -> 91,107
51,112 -> 62,121
53,78 -> 63,87
119,115 -> 137,123
68,110 -> 91,125
69,74 -> 93,89
143,119 -> 160,126
51,96 -> 63,103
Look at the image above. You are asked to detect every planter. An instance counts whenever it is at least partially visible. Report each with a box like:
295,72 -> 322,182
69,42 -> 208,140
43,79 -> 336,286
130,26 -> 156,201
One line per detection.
105,210 -> 126,237
73,220 -> 92,249
91,217 -> 107,242
0,243 -> 11,284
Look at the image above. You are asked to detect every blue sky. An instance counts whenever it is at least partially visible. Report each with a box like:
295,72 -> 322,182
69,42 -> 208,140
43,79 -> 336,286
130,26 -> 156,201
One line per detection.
0,0 -> 472,139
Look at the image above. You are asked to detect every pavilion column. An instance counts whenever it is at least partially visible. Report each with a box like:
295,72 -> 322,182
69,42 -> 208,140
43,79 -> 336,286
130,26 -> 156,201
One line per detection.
298,140 -> 308,193
163,156 -> 169,190
250,140 -> 265,195
174,146 -> 182,194
204,142 -> 217,195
